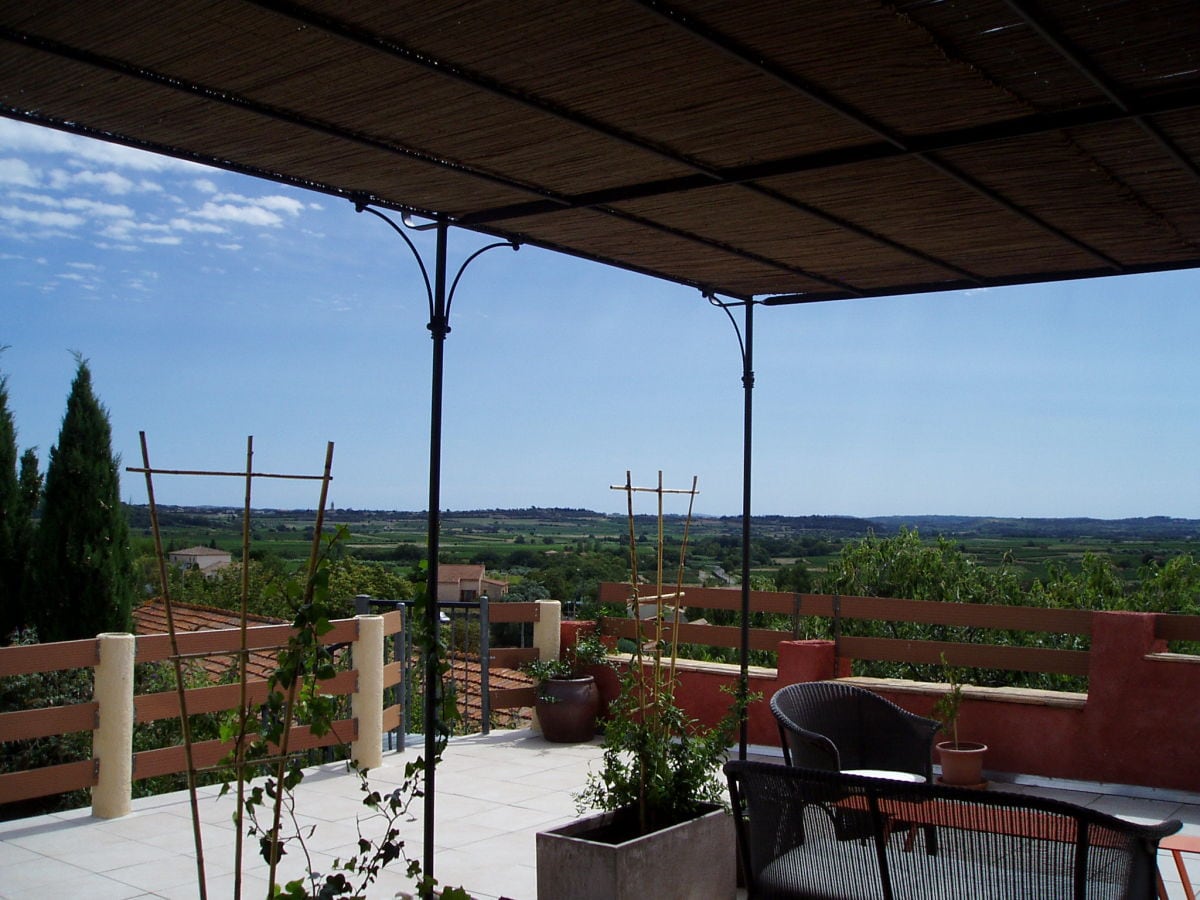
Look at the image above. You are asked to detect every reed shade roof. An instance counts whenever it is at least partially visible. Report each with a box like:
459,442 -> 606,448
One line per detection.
2,0 -> 1199,301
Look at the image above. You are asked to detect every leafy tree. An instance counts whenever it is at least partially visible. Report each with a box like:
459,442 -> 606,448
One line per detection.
28,359 -> 134,641
773,561 -> 812,593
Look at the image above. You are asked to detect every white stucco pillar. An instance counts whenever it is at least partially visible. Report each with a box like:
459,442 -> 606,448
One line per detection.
533,600 -> 562,665
92,632 -> 135,819
352,614 -> 384,770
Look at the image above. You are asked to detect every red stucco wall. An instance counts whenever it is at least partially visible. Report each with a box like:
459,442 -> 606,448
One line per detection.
567,611 -> 1200,793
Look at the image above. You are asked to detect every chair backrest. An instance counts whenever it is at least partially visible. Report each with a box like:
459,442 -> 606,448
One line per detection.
770,681 -> 940,779
724,760 -> 1180,900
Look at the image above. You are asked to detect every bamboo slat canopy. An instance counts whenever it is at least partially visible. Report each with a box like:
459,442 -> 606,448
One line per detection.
2,0 -> 1199,300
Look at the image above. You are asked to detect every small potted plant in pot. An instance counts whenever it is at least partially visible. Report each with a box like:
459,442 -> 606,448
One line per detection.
932,655 -> 988,787
524,631 -> 608,743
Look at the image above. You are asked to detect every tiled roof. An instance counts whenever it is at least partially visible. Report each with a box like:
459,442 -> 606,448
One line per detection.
168,546 -> 232,557
438,564 -> 485,584
445,652 -> 532,731
133,599 -> 284,682
133,599 -> 533,728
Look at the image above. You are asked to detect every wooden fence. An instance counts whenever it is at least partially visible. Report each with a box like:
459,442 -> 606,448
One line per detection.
0,611 -> 403,811
596,583 -> 1200,679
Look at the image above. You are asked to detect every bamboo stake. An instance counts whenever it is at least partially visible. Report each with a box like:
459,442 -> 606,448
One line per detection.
668,476 -> 699,684
266,441 -> 335,891
138,432 -> 207,900
233,436 -> 253,900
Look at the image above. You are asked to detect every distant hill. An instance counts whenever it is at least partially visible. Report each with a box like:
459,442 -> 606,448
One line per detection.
866,515 -> 1200,541
124,505 -> 1200,542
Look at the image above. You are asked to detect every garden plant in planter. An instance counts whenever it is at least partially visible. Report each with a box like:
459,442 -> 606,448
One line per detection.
535,472 -> 743,900
524,630 -> 609,743
933,654 -> 989,787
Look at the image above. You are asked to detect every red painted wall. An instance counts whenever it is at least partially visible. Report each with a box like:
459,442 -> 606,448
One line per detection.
566,611 -> 1200,793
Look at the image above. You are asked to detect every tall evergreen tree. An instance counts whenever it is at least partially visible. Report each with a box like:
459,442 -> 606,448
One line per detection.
0,369 -> 22,640
29,358 -> 134,641
14,448 -> 42,633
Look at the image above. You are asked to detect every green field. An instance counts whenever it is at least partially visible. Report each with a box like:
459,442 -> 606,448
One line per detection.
125,505 -> 1200,592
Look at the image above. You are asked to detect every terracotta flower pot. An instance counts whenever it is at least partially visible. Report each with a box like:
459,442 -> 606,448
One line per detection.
937,740 -> 988,787
536,676 -> 599,743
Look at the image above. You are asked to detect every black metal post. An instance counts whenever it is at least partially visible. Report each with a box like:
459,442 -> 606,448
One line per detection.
708,293 -> 756,761
739,299 -> 754,760
422,218 -> 449,881
354,201 -> 516,892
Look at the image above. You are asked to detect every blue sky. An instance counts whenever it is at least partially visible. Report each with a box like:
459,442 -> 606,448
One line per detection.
2,116 -> 1198,519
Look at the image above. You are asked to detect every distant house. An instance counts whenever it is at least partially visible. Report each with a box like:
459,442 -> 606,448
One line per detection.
436,564 -> 507,603
168,546 -> 233,577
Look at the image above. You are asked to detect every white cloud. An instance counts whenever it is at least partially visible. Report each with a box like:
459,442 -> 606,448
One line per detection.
70,169 -> 136,194
143,235 -> 182,245
0,205 -> 85,228
63,198 -> 134,218
8,191 -> 58,207
169,217 -> 226,234
0,119 -> 207,175
67,262 -> 100,270
194,178 -> 219,194
254,196 -> 305,216
217,242 -> 243,251
0,158 -> 38,187
194,201 -> 283,227
213,191 -> 304,217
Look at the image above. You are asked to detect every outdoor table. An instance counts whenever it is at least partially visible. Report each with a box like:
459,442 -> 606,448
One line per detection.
843,769 -> 926,783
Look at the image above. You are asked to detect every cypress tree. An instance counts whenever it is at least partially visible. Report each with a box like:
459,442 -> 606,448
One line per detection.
0,370 -> 22,640
30,358 -> 134,641
14,448 -> 42,633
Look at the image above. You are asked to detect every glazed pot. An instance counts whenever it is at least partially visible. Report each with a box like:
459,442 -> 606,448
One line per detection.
536,675 -> 599,743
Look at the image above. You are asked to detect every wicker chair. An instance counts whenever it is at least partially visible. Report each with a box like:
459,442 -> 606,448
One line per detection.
770,681 -> 940,781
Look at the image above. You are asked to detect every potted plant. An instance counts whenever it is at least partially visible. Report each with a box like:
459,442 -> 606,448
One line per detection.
932,654 -> 988,787
535,473 -> 740,899
524,632 -> 606,743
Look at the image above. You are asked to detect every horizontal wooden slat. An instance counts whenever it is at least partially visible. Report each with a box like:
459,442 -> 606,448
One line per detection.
490,686 -> 536,709
1157,614 -> 1200,642
380,609 -> 403,636
488,602 -> 541,624
0,702 -> 97,742
838,637 -> 1091,676
136,616 -> 361,664
600,583 -> 1098,634
0,759 -> 96,803
131,718 -> 357,781
601,618 -> 781,653
0,637 -> 98,676
382,704 -> 401,732
133,668 -> 356,724
383,660 -> 404,688
830,596 -> 1095,635
488,647 -> 539,669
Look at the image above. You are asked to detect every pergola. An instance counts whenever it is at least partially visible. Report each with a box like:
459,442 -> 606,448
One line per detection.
4,0 -> 1199,885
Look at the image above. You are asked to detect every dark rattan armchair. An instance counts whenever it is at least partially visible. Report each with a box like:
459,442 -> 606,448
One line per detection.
770,681 -> 940,781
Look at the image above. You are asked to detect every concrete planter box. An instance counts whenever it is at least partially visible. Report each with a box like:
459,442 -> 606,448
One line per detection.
536,803 -> 735,900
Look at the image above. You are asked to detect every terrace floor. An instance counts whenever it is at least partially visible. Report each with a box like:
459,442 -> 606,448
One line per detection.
0,729 -> 1197,899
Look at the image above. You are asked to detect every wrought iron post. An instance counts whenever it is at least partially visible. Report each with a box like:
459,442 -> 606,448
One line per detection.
708,293 -> 755,760
355,201 -> 516,886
